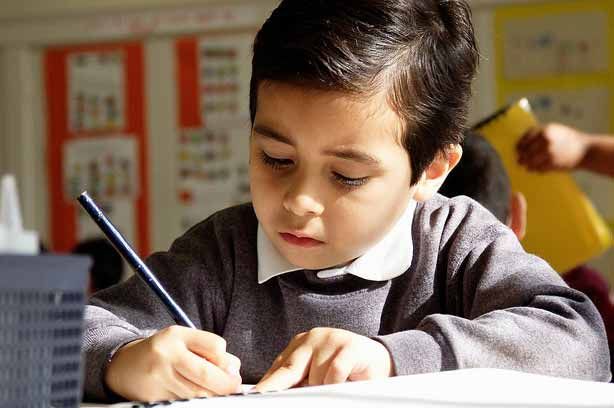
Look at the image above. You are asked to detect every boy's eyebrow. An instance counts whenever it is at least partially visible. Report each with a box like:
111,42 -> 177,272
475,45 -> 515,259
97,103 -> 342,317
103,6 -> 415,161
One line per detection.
323,148 -> 382,166
252,125 -> 295,145
253,124 -> 381,166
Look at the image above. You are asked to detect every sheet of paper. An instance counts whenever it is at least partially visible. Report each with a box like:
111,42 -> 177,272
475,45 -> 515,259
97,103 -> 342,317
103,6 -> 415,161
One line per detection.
199,34 -> 253,125
176,125 -> 250,231
64,136 -> 138,202
502,12 -> 609,79
64,136 -> 139,245
85,368 -> 614,408
505,87 -> 610,135
69,51 -> 125,132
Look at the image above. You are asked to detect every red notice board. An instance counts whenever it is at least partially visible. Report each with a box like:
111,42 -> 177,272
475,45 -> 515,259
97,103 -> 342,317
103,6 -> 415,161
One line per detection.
44,42 -> 149,255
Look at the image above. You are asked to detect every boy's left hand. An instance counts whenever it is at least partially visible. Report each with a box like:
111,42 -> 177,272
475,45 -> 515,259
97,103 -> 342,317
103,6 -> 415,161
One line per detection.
255,328 -> 394,392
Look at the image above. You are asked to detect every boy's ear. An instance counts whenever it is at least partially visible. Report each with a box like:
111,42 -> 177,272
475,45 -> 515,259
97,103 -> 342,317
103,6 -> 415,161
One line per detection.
413,144 -> 462,202
507,191 -> 527,241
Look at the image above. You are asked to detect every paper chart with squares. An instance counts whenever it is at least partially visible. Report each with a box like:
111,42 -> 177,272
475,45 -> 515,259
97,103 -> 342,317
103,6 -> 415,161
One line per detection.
177,126 -> 250,230
68,51 -> 125,132
63,136 -> 138,244
198,34 -> 253,124
501,12 -> 609,79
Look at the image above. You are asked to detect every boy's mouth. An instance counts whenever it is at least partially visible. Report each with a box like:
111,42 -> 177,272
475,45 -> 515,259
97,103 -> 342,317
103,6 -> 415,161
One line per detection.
279,232 -> 324,248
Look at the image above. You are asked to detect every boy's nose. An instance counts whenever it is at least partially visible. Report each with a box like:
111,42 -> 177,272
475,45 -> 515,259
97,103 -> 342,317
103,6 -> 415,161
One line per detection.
283,194 -> 324,217
282,177 -> 324,217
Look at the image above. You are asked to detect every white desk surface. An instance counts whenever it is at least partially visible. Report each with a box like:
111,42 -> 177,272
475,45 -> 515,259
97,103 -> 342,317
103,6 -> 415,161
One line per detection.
80,368 -> 614,407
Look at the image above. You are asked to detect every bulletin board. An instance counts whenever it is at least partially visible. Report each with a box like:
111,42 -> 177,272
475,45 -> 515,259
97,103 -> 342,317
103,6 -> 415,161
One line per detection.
44,42 -> 150,255
175,33 -> 254,231
493,0 -> 614,274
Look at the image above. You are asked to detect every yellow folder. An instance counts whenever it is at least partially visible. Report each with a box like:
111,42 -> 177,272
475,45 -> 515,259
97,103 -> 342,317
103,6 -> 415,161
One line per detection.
474,99 -> 613,273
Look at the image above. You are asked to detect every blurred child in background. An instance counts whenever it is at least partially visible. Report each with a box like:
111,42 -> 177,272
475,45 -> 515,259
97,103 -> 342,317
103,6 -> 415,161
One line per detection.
73,237 -> 123,295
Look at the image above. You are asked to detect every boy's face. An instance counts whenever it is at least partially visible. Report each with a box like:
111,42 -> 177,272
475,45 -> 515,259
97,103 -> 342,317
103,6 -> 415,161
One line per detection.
249,81 -> 417,270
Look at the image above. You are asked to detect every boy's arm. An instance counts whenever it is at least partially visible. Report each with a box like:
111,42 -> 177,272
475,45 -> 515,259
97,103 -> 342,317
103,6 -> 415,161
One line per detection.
375,203 -> 611,382
83,242 -> 230,401
82,251 -> 198,401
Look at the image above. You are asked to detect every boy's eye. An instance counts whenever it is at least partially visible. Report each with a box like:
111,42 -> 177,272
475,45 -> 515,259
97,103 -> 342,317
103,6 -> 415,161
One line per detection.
260,151 -> 294,169
260,150 -> 369,189
332,172 -> 370,189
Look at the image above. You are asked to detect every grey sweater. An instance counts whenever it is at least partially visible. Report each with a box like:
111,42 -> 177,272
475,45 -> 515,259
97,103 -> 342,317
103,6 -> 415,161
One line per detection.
83,195 -> 611,402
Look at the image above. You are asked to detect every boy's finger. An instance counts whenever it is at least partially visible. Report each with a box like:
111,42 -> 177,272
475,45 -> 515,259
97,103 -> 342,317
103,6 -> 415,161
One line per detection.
258,333 -> 306,383
175,350 -> 241,396
171,368 -> 215,399
258,353 -> 285,384
308,347 -> 337,386
255,347 -> 312,392
184,330 -> 228,364
323,347 -> 354,384
223,353 -> 242,377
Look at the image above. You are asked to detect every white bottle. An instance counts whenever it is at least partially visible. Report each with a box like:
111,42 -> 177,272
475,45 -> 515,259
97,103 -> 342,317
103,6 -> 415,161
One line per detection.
0,174 -> 39,254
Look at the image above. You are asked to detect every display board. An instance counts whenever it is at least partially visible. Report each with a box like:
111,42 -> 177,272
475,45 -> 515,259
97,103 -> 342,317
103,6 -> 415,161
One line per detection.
44,43 -> 149,254
175,33 -> 254,231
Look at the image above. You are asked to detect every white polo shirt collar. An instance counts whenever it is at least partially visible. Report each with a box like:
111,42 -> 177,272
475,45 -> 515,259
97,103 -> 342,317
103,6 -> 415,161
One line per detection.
257,200 -> 416,284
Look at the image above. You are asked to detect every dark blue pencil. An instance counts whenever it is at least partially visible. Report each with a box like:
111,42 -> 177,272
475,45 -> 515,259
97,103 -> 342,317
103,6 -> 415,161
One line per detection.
77,191 -> 196,329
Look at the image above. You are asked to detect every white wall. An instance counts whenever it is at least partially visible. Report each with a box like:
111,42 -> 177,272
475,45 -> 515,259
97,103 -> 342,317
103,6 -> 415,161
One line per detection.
0,0 -> 259,20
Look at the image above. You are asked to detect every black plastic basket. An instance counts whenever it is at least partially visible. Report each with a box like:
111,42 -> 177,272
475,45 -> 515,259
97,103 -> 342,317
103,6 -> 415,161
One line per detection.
0,255 -> 90,408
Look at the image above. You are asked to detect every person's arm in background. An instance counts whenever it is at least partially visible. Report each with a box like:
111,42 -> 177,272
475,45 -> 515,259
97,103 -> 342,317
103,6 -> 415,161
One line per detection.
516,123 -> 614,178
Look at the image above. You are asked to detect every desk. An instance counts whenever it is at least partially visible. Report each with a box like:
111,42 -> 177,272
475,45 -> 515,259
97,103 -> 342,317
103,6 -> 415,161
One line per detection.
80,368 -> 614,407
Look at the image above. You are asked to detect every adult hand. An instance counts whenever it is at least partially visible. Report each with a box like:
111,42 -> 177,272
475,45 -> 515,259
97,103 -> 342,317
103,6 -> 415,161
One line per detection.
516,123 -> 588,172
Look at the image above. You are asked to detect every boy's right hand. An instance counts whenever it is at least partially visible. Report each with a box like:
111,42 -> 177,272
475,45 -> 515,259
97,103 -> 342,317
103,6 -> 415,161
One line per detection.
104,326 -> 242,402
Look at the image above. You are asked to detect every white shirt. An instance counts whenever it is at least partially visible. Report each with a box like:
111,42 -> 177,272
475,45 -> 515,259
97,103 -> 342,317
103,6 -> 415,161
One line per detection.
257,200 -> 417,284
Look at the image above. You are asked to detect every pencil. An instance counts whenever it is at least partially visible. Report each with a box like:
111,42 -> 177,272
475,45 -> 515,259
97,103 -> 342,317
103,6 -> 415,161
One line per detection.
77,191 -> 196,329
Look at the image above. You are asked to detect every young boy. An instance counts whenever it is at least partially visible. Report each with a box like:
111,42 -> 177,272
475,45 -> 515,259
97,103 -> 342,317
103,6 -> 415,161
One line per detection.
83,0 -> 611,402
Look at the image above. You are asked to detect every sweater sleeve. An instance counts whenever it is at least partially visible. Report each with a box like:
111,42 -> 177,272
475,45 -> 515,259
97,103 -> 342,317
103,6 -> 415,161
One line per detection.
376,197 -> 611,382
81,213 -> 234,402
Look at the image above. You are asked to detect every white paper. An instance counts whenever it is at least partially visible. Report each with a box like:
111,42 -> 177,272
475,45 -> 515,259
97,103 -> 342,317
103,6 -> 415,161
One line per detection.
177,125 -> 250,230
506,87 -> 610,135
199,33 -> 253,125
502,12 -> 609,79
69,51 -> 125,132
64,137 -> 139,246
64,136 -> 138,202
85,368 -> 614,408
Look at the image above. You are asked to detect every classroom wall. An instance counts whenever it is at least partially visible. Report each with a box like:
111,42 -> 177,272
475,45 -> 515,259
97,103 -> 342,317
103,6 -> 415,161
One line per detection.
0,0 -> 256,20
0,0 -> 280,259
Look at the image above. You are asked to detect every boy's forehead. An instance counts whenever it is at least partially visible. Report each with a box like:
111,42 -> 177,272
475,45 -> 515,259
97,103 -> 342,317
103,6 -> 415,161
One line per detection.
254,85 -> 407,152
257,81 -> 403,131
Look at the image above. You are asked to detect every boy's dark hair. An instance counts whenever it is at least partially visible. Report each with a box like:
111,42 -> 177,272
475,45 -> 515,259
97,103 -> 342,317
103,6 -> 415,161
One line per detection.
439,131 -> 511,222
72,238 -> 123,293
250,0 -> 479,184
